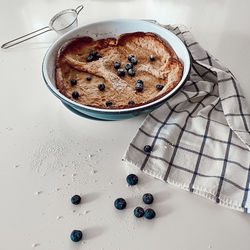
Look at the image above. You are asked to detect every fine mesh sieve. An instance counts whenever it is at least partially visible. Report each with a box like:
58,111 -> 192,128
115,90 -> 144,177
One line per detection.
1,5 -> 84,49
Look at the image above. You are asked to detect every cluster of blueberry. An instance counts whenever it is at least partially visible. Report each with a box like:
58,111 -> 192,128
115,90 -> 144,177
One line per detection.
69,144 -> 153,243
86,50 -> 102,62
114,54 -> 137,77
114,173 -> 156,220
115,54 -> 164,94
70,51 -> 164,107
114,144 -> 155,220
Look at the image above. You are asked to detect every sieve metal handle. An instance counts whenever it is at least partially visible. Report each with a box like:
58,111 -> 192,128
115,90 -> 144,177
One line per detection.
1,5 -> 83,49
1,26 -> 52,49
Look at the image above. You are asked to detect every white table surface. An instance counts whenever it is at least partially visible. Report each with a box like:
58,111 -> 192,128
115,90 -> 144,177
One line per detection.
1,0 -> 250,249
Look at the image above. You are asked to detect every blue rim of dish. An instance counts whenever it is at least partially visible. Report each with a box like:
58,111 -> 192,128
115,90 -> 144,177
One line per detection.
62,102 -> 112,121
42,19 -> 191,116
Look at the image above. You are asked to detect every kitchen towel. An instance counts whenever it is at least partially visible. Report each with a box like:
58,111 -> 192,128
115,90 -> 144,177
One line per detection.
124,24 -> 250,213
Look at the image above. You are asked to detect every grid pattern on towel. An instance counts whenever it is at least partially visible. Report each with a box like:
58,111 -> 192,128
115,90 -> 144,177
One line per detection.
124,24 -> 250,213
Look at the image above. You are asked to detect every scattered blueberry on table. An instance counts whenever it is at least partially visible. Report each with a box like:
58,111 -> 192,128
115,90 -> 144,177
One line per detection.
72,91 -> 79,99
144,208 -> 156,220
106,100 -> 112,107
70,230 -> 83,242
114,198 -> 127,210
156,84 -> 164,90
71,195 -> 81,205
134,207 -> 145,218
143,193 -> 154,204
126,174 -> 138,186
114,61 -> 121,69
144,145 -> 152,153
117,68 -> 125,76
70,78 -> 77,86
98,83 -> 105,91
86,76 -> 92,81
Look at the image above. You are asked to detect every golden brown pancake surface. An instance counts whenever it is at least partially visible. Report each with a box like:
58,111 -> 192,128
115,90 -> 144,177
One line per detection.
56,32 -> 183,109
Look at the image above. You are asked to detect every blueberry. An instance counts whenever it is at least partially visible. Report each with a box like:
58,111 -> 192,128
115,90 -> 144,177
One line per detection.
86,76 -> 92,81
125,63 -> 133,70
70,79 -> 77,86
128,100 -> 135,105
137,79 -> 144,84
117,68 -> 125,76
90,50 -> 97,56
135,83 -> 143,92
126,174 -> 138,186
156,84 -> 164,90
86,55 -> 94,62
144,208 -> 156,220
70,230 -> 83,242
106,101 -> 112,107
150,55 -> 155,61
114,62 -> 121,69
143,193 -> 154,204
114,198 -> 127,210
98,83 -> 105,91
72,91 -> 79,99
130,57 -> 137,65
128,68 -> 135,76
96,53 -> 102,59
134,207 -> 145,218
135,80 -> 144,92
144,145 -> 152,153
128,54 -> 135,61
71,195 -> 81,205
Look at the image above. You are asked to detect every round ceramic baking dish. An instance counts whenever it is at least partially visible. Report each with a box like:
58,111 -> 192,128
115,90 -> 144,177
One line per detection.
42,19 -> 190,120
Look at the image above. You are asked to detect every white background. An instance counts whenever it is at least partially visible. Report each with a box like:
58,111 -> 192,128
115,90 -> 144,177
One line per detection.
0,0 -> 250,249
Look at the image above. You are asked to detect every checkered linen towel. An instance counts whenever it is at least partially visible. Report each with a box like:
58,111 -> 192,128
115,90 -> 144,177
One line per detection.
124,24 -> 250,213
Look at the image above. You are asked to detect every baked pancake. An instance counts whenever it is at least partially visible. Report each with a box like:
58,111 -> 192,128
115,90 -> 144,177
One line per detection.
56,32 -> 183,109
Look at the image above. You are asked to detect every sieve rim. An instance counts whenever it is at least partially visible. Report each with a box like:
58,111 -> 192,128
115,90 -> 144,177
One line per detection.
49,8 -> 78,32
